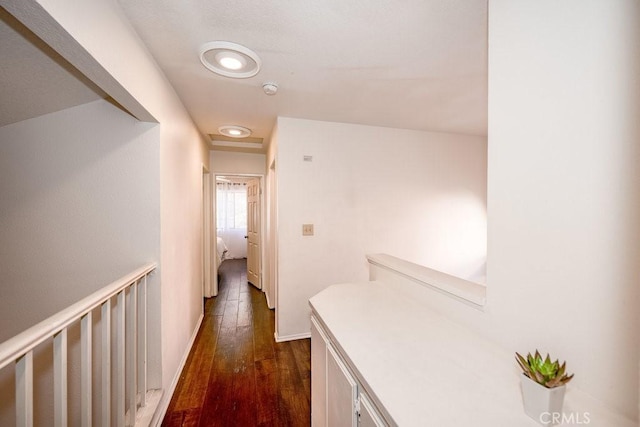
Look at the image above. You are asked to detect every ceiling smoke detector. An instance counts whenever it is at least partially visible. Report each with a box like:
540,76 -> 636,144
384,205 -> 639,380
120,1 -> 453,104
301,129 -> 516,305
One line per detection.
263,82 -> 278,95
218,125 -> 252,138
199,41 -> 261,79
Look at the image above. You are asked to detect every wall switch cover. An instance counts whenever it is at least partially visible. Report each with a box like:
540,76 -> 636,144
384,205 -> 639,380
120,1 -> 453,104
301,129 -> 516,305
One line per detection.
302,224 -> 314,236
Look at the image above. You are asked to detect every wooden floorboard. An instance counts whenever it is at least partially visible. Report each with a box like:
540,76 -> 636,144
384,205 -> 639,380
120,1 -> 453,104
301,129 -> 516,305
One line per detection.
274,342 -> 311,427
162,258 -> 311,427
290,340 -> 312,405
254,357 -> 278,427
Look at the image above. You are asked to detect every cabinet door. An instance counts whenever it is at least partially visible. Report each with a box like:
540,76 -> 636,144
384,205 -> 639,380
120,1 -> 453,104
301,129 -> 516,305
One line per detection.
358,393 -> 387,427
327,345 -> 358,427
311,316 -> 328,427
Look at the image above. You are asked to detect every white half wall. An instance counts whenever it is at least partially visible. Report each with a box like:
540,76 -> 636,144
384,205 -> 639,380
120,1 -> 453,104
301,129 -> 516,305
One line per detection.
487,0 -> 640,419
274,117 -> 487,339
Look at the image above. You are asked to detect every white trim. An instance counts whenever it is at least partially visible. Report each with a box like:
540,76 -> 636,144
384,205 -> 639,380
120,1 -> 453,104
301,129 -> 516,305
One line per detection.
268,160 -> 278,312
150,313 -> 204,426
366,253 -> 486,309
264,289 -> 275,310
133,389 -> 162,427
202,165 -> 213,298
274,331 -> 311,343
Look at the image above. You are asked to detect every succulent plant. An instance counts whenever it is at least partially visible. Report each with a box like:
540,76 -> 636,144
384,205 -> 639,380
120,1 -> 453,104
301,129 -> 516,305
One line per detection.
515,350 -> 574,388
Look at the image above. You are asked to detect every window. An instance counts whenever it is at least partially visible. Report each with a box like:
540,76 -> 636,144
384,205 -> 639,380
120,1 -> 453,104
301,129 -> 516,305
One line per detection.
216,182 -> 247,229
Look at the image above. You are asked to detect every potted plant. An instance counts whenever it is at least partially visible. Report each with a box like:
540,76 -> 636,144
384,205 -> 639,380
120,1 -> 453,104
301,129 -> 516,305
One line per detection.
515,350 -> 574,426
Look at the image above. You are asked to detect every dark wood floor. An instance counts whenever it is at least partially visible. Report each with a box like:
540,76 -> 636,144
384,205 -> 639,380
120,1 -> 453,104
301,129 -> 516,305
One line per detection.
162,259 -> 311,427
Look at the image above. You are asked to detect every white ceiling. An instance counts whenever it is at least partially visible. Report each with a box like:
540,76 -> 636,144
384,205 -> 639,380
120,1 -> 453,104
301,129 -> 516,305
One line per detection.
0,8 -> 105,128
117,0 -> 488,145
0,2 -> 487,141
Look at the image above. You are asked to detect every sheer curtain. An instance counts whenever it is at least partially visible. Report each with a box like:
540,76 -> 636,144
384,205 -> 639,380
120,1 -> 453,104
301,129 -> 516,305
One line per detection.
216,182 -> 247,259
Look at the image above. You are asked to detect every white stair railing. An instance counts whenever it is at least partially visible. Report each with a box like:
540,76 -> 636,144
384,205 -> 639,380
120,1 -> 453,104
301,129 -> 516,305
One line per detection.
0,263 -> 157,427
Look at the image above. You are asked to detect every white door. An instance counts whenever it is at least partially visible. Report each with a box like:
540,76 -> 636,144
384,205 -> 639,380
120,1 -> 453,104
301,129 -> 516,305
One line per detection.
247,178 -> 261,288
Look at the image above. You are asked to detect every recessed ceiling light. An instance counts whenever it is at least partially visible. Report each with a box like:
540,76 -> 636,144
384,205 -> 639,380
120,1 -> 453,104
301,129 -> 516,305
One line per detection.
200,41 -> 261,79
215,51 -> 246,70
218,125 -> 252,138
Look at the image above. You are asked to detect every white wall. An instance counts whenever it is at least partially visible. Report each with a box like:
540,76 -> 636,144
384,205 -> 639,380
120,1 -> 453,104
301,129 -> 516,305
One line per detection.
275,117 -> 487,339
0,99 -> 160,425
210,150 -> 266,175
486,0 -> 640,419
0,100 -> 159,340
4,0 -> 210,419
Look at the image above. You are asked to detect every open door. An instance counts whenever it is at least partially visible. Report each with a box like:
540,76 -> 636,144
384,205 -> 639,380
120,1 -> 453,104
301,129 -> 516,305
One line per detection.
247,177 -> 261,288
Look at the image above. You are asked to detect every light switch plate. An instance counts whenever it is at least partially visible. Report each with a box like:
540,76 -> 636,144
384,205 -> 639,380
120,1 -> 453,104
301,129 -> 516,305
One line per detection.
302,224 -> 314,236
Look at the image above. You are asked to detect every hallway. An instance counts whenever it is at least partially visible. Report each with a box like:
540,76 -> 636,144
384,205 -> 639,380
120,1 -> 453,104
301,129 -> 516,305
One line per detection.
162,259 -> 311,426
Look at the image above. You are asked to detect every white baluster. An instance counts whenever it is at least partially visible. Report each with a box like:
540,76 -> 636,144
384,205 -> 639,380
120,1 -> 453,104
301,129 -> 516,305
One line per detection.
102,299 -> 111,427
54,328 -> 68,427
116,290 -> 126,427
138,275 -> 147,407
81,311 -> 92,427
127,282 -> 138,425
16,351 -> 33,427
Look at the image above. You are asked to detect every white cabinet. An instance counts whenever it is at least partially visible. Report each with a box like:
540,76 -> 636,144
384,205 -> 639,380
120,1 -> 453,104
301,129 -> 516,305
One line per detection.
358,393 -> 386,427
327,345 -> 358,426
311,317 -> 327,427
311,315 -> 388,427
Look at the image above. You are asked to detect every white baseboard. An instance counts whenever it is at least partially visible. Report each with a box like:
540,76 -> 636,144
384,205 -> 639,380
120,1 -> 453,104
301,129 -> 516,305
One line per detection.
150,313 -> 204,426
274,331 -> 311,342
134,389 -> 163,427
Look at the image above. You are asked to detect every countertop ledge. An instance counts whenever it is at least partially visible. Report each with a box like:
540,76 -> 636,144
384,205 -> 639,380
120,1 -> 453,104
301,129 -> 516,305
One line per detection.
309,280 -> 636,427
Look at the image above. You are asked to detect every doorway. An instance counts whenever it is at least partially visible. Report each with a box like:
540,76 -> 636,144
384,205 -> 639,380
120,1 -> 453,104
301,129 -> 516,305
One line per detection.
213,174 -> 264,295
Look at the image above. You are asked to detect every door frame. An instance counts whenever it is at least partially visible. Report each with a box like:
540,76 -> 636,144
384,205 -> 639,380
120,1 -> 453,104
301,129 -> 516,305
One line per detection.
202,165 -> 212,299
266,160 -> 277,310
212,172 -> 265,296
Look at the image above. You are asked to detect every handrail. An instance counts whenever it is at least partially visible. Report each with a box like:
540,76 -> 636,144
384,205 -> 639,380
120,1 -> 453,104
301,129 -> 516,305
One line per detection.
0,262 -> 156,370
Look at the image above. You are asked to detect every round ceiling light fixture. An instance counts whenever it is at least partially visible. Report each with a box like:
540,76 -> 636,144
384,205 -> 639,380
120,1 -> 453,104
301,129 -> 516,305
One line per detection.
218,125 -> 252,138
199,41 -> 261,78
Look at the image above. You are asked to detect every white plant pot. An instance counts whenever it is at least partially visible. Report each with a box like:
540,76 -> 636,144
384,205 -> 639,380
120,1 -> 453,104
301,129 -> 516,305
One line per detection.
520,374 -> 566,426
